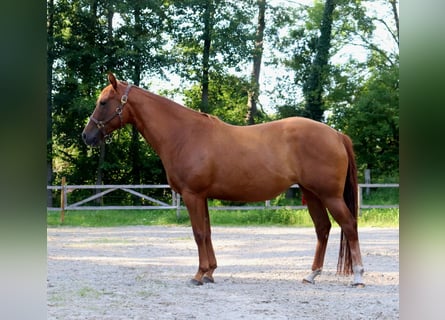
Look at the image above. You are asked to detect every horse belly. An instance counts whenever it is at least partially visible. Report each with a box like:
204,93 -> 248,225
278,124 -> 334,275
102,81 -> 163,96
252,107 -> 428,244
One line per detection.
207,134 -> 298,201
209,188 -> 286,202
210,182 -> 291,202
208,166 -> 294,202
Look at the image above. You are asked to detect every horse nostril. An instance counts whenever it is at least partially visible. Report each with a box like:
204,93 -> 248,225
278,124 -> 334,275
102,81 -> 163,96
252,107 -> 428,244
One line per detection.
82,132 -> 88,143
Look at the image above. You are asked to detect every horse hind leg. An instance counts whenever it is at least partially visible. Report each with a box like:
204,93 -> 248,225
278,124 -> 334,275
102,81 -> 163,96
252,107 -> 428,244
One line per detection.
300,187 -> 331,284
324,197 -> 365,287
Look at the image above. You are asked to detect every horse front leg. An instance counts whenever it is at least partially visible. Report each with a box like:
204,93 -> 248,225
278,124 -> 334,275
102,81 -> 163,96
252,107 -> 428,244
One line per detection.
202,201 -> 217,284
182,192 -> 217,285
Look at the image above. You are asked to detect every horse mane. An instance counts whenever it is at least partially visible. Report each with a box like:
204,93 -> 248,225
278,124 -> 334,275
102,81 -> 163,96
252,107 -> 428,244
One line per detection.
199,112 -> 219,121
126,83 -> 223,125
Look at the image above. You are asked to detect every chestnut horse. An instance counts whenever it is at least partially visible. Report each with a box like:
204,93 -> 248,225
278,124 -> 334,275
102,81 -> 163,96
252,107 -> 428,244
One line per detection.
82,73 -> 364,286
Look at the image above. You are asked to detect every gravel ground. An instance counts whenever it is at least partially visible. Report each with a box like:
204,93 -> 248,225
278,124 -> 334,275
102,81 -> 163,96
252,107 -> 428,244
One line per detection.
47,226 -> 399,319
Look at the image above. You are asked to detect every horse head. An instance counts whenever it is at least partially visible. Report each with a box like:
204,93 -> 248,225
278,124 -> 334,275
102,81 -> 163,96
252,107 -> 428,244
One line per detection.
82,73 -> 132,147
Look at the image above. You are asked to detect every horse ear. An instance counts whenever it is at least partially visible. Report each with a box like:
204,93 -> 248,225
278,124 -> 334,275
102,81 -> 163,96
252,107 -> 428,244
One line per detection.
108,72 -> 118,91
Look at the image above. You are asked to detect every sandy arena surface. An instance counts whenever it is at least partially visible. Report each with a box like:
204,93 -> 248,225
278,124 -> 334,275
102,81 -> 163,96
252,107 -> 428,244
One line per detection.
47,226 -> 399,319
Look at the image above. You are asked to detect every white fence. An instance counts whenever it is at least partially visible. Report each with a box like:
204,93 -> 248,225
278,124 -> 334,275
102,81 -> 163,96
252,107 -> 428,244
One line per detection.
47,183 -> 399,218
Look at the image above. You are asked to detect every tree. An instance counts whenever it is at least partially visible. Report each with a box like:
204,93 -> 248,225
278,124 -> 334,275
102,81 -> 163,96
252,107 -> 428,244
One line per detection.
168,0 -> 255,115
51,0 -> 110,187
115,0 -> 171,186
49,0 -> 170,189
329,61 -> 399,177
200,0 -> 214,113
302,0 -> 336,122
389,0 -> 399,44
47,0 -> 55,205
95,0 -> 117,190
48,0 -> 399,193
128,2 -> 143,187
269,0 -> 399,179
326,0 -> 399,178
183,72 -> 250,125
271,0 -> 374,118
246,0 -> 266,124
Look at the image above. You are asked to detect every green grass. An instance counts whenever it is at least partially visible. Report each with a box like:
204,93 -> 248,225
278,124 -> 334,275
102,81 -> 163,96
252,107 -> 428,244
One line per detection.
48,185 -> 398,228
358,208 -> 399,227
47,209 -> 189,227
361,187 -> 399,205
47,207 -> 399,228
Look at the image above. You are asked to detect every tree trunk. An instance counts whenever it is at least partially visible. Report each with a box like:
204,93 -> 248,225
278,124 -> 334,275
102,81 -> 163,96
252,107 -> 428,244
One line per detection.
389,0 -> 399,46
246,0 -> 266,125
132,4 -> 142,83
129,81 -> 142,189
130,4 -> 143,192
92,0 -> 104,188
95,143 -> 105,205
105,1 -> 116,71
200,0 -> 214,113
47,0 -> 55,206
302,0 -> 336,122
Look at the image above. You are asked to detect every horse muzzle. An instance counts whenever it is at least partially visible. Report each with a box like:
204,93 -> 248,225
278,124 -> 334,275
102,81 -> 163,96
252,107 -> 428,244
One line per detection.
82,128 -> 102,147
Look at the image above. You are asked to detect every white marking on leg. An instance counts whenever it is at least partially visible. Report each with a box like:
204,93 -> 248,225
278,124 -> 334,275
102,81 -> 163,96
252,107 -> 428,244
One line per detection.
303,269 -> 322,284
352,265 -> 365,286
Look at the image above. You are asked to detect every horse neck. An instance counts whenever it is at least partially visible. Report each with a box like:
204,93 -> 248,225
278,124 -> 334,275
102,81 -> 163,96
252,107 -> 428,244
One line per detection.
127,87 -> 201,156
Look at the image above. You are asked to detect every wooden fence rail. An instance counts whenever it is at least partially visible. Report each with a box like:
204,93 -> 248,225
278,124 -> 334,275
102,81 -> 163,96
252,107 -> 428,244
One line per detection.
47,183 -> 399,221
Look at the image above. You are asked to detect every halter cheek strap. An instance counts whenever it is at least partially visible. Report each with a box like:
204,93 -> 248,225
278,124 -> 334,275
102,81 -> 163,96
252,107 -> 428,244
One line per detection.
90,83 -> 132,143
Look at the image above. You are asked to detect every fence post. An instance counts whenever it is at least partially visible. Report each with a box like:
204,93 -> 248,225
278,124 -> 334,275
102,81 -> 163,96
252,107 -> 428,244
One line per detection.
364,169 -> 371,196
60,176 -> 66,223
175,192 -> 181,219
358,185 -> 362,216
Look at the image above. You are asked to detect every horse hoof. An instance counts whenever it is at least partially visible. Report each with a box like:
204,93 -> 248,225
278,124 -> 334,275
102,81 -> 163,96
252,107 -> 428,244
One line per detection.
302,278 -> 315,285
189,279 -> 203,286
352,283 -> 365,288
203,276 -> 214,284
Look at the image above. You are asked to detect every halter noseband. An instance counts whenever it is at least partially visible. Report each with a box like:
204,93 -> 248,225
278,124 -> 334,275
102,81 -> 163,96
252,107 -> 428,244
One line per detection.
90,83 -> 132,143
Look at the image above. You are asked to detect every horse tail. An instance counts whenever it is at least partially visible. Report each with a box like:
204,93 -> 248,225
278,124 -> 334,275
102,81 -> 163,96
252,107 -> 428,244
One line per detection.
337,133 -> 358,275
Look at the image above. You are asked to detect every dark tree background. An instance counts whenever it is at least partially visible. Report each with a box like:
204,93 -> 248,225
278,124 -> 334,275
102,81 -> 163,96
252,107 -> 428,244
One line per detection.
47,0 -> 399,205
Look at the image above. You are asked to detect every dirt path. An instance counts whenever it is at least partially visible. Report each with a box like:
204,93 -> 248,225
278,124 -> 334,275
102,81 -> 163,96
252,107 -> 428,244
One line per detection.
47,226 -> 399,319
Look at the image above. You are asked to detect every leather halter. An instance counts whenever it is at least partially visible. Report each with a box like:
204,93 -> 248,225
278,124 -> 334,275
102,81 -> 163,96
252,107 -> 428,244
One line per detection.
90,83 -> 132,143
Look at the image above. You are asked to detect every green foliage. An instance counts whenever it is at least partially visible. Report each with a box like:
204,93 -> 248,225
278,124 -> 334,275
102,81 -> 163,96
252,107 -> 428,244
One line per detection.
183,72 -> 251,124
300,0 -> 336,121
271,0 -> 375,118
49,0 -> 173,186
48,0 -> 399,196
271,0 -> 399,180
328,60 -> 399,177
167,0 -> 256,81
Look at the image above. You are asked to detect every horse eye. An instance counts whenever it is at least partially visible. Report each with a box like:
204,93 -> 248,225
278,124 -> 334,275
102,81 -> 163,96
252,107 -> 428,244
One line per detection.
100,100 -> 106,106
